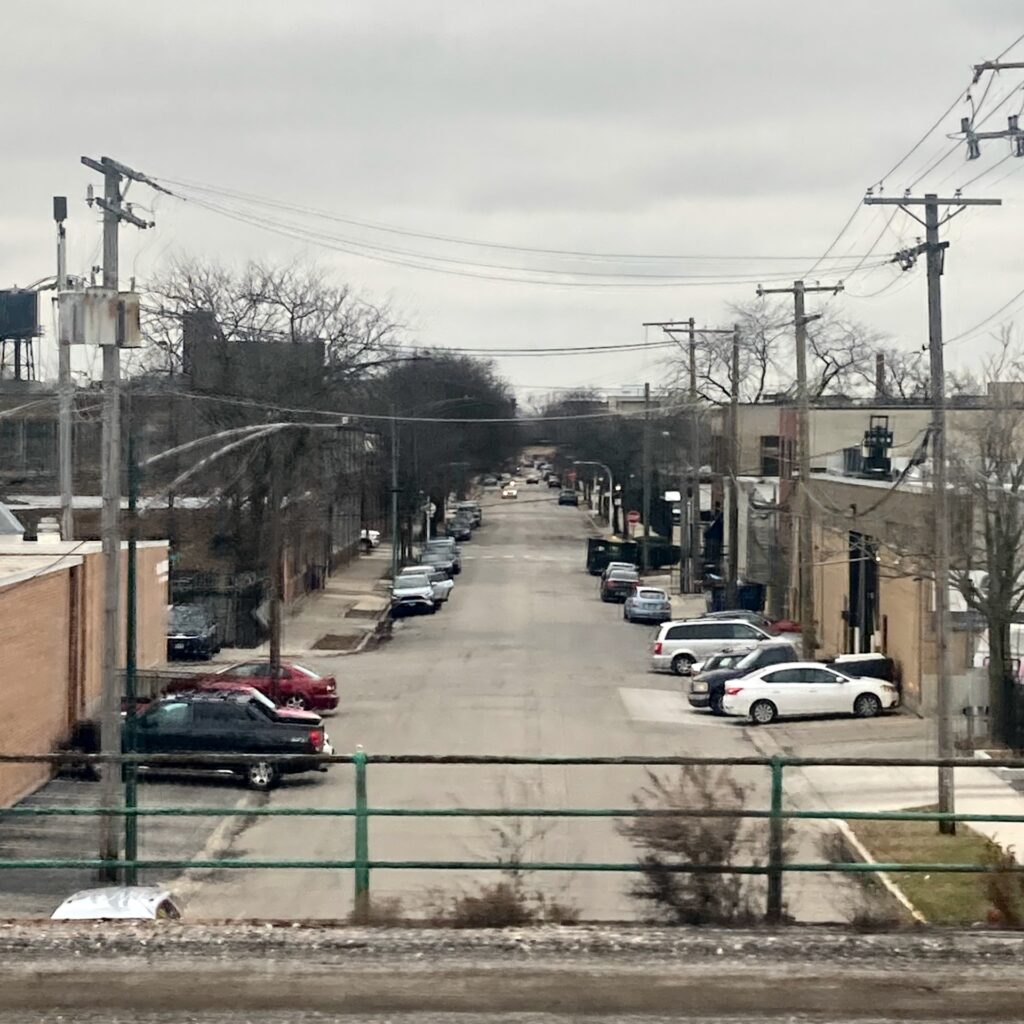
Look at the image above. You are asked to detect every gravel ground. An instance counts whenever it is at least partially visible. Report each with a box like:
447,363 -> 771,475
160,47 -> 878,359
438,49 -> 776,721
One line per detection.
0,1016 -> 998,1024
3,922 -> 1024,967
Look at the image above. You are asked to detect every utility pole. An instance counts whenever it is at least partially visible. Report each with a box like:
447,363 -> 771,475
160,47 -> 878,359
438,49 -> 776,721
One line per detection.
641,381 -> 651,574
54,197 -> 74,541
267,438 -> 284,695
865,190 -> 1001,834
81,155 -> 165,877
687,318 -> 700,594
756,280 -> 843,656
390,405 -> 400,579
726,326 -> 740,608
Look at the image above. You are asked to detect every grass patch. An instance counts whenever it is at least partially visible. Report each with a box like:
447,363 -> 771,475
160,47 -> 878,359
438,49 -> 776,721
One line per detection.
848,808 -> 1003,926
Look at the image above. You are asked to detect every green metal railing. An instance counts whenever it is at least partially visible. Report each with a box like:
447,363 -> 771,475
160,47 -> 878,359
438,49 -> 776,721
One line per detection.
4,751 -> 1024,922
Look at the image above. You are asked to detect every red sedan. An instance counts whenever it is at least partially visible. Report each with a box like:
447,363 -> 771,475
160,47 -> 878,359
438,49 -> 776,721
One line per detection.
212,660 -> 339,712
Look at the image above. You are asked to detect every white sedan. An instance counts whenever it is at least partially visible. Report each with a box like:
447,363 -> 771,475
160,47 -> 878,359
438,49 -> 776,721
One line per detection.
502,485 -> 518,499
721,662 -> 899,725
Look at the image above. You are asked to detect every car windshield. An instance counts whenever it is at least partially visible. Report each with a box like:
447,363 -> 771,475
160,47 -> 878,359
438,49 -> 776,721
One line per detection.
170,606 -> 207,630
608,570 -> 638,580
737,647 -> 766,670
399,574 -> 431,586
421,554 -> 449,564
637,589 -> 666,600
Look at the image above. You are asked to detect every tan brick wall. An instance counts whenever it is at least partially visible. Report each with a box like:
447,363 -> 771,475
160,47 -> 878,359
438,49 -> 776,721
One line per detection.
0,572 -> 71,806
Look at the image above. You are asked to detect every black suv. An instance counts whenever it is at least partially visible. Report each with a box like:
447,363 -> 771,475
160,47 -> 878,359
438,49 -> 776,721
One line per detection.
167,604 -> 220,661
689,640 -> 800,714
68,691 -> 327,791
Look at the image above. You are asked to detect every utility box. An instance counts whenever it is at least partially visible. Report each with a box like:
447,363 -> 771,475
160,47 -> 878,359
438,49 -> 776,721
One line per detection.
58,291 -> 86,344
0,290 -> 39,338
82,287 -> 142,347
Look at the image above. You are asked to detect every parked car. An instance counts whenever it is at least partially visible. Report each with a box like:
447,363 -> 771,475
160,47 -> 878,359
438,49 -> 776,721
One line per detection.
51,886 -> 182,921
455,501 -> 482,526
689,640 -> 801,713
690,650 -> 748,676
422,538 -> 461,574
701,609 -> 778,633
360,528 -> 381,551
650,618 -> 775,676
419,549 -> 457,577
558,489 -> 579,506
446,518 -> 473,541
548,476 -> 561,488
601,561 -> 636,581
525,474 -> 540,484
482,476 -> 498,487
69,690 -> 328,790
391,571 -> 437,616
208,660 -> 340,712
167,604 -> 219,661
721,663 -> 900,724
601,568 -> 640,603
624,587 -> 673,624
399,565 -> 453,604
502,484 -> 518,499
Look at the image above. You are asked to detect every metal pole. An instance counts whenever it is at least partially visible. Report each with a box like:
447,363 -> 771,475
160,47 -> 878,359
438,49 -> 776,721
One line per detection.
268,439 -> 283,696
726,327 -> 740,608
642,382 -> 651,574
55,197 -> 73,541
124,426 -> 138,885
766,757 -> 785,923
353,747 -> 370,917
98,165 -> 122,880
925,195 -> 955,835
794,281 -> 818,656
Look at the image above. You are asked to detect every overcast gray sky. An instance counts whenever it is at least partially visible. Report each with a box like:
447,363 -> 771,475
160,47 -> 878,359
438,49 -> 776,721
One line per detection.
4,1 -> 1024,400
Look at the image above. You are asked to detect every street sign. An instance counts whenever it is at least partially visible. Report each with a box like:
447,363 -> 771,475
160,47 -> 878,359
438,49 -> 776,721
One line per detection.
422,502 -> 436,516
627,510 -> 640,524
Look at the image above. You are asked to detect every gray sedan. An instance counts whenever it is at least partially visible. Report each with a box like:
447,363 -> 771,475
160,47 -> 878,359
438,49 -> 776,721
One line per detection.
623,587 -> 672,624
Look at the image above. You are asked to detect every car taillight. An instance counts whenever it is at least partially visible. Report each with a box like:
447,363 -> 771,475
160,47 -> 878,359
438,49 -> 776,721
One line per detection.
724,686 -> 744,696
654,642 -> 663,654
309,728 -> 324,751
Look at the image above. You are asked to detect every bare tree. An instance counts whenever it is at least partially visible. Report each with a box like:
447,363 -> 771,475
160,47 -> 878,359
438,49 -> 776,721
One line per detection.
948,329 -> 1024,745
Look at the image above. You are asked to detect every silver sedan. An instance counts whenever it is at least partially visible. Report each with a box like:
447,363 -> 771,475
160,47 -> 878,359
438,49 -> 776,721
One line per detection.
623,587 -> 672,624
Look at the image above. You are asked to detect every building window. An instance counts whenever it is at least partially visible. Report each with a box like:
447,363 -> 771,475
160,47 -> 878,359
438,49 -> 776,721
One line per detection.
760,435 -> 781,476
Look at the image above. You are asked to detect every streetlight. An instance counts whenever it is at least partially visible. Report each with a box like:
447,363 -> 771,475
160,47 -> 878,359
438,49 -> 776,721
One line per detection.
573,460 -> 615,533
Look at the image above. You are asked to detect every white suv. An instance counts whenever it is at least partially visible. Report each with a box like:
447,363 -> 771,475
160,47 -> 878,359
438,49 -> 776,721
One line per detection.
650,618 -> 774,676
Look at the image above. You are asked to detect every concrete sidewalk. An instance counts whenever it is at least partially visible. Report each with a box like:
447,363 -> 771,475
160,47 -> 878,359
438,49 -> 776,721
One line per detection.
216,548 -> 391,662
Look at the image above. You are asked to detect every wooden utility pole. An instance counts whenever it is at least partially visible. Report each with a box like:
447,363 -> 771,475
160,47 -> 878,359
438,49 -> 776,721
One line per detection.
757,279 -> 843,656
687,318 -> 700,593
54,196 -> 74,541
726,326 -> 740,608
865,190 -> 1001,833
268,438 -> 284,697
81,155 -> 166,877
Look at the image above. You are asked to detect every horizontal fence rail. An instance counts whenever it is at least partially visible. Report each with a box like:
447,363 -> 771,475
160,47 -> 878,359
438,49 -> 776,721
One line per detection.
3,751 -> 1024,922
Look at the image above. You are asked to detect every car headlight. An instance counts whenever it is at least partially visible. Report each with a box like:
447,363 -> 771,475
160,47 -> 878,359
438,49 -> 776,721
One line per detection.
691,680 -> 709,693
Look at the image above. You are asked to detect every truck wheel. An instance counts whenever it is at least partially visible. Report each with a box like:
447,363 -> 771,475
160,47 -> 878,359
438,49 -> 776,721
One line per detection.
246,761 -> 277,791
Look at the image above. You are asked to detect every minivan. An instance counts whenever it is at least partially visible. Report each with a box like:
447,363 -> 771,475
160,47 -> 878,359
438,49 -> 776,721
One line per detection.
650,618 -> 774,676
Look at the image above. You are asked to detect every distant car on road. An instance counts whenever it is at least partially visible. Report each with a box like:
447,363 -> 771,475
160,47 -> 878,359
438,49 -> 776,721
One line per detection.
547,476 -> 561,488
360,528 -> 381,551
600,561 -> 636,581
721,663 -> 900,724
558,489 -> 579,506
502,484 -> 518,499
167,604 -> 220,661
688,640 -> 800,713
51,886 -> 182,921
421,538 -> 461,574
650,618 -> 775,676
601,568 -> 640,603
482,476 -> 498,487
525,474 -> 540,484
446,518 -> 472,541
624,587 -> 672,624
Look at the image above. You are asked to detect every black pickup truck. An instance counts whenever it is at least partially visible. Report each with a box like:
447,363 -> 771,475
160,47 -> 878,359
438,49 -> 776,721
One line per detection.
66,690 -> 328,791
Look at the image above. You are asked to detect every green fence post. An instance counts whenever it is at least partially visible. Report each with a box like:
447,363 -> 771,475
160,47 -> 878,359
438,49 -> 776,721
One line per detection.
353,747 -> 370,918
766,756 -> 785,924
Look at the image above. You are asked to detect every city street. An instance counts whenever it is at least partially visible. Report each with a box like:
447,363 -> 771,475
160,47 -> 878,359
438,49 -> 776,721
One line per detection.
177,486 -> 890,923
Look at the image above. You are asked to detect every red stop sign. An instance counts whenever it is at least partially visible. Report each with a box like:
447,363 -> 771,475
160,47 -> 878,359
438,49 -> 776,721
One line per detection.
627,510 -> 640,524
